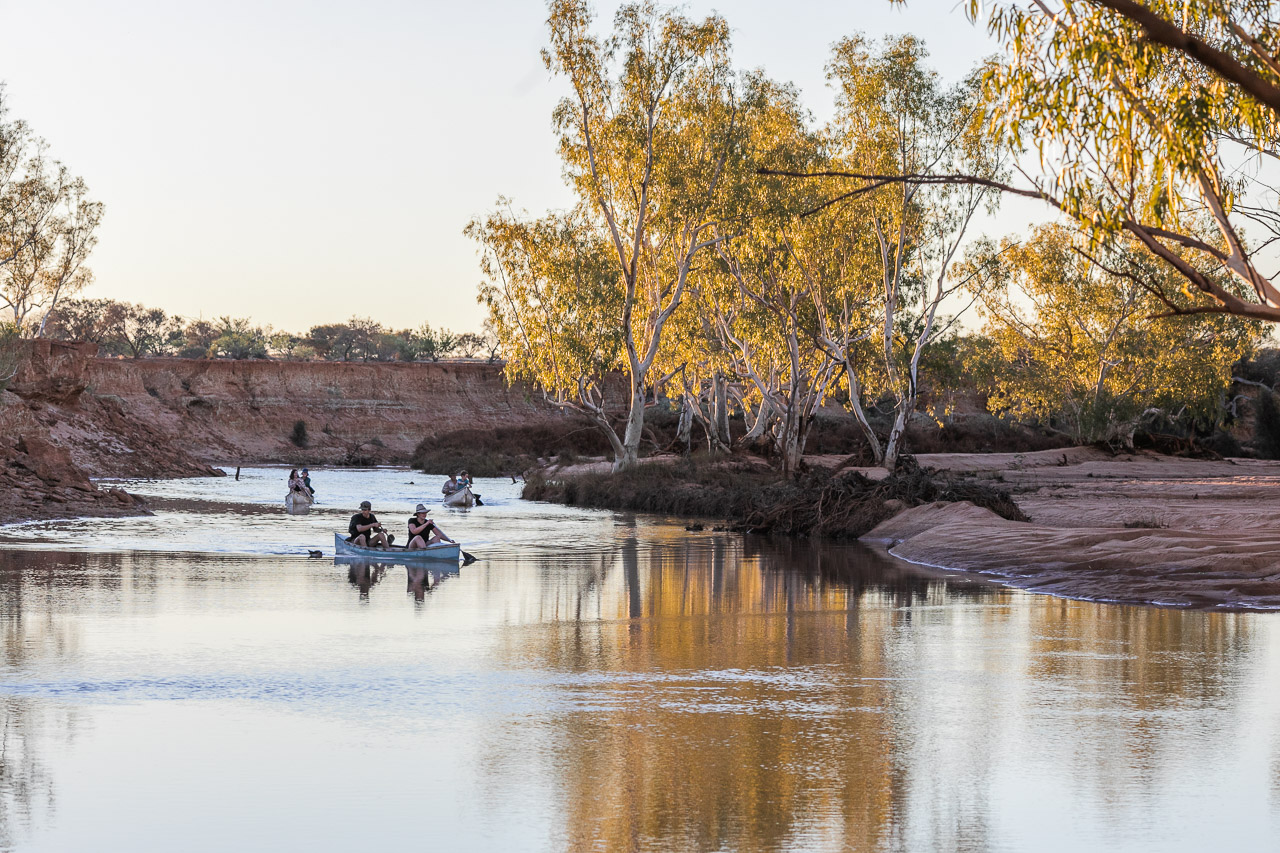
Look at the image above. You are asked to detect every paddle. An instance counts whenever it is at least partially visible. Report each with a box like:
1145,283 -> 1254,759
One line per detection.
461,549 -> 478,565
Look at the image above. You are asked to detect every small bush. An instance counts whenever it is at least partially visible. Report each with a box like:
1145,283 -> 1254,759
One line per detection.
290,420 -> 309,448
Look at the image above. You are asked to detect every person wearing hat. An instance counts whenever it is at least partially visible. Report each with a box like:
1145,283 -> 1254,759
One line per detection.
348,501 -> 389,548
407,503 -> 455,549
301,467 -> 315,495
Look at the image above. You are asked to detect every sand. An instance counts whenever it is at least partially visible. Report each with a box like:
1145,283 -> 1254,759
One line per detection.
540,445 -> 1280,610
862,450 -> 1280,611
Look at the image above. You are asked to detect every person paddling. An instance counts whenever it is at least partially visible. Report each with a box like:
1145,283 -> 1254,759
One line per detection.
441,474 -> 459,496
456,470 -> 483,505
407,503 -> 455,549
348,501 -> 389,548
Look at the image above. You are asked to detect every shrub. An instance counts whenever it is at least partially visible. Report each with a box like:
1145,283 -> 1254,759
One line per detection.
290,420 -> 309,448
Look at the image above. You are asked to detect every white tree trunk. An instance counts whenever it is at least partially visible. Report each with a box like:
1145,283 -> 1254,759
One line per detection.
778,416 -> 802,478
882,406 -> 911,472
614,385 -> 647,472
844,362 -> 883,464
676,395 -> 694,455
713,372 -> 731,448
743,396 -> 774,443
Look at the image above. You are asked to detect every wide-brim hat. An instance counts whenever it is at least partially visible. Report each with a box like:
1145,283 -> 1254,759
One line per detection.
414,503 -> 428,513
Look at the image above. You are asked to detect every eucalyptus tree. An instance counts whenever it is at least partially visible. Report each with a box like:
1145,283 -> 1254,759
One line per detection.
654,288 -> 736,455
972,223 -> 1259,444
695,74 -> 867,476
822,34 -> 1003,470
959,1 -> 1280,321
470,205 -> 630,458
540,0 -> 741,470
0,89 -> 102,334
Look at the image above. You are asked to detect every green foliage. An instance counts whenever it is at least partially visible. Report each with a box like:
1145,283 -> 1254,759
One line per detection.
396,323 -> 459,362
968,1 -> 1280,320
179,319 -> 219,358
470,206 -> 625,409
971,224 -> 1261,443
472,0 -> 744,470
203,317 -> 267,359
39,299 -> 485,363
289,420 -> 309,448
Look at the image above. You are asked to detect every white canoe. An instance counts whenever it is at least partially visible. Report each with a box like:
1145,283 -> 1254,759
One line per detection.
333,532 -> 460,561
441,486 -> 475,508
285,490 -> 314,511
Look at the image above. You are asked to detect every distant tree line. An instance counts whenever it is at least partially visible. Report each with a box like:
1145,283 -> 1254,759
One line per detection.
38,298 -> 500,363
0,87 -> 494,367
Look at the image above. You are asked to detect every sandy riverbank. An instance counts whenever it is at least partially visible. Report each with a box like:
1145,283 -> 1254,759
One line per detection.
544,446 -> 1280,610
860,448 -> 1280,610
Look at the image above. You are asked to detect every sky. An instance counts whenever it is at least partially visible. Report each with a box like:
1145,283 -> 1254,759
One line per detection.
0,0 -> 1036,335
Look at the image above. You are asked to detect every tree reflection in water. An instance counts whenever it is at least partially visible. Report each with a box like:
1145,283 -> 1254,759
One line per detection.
482,531 -> 1265,853
0,536 -> 1272,851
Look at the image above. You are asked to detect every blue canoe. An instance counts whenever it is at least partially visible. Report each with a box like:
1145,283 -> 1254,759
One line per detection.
333,533 -> 461,562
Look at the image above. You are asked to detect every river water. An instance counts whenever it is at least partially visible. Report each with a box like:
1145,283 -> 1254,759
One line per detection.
0,467 -> 1277,852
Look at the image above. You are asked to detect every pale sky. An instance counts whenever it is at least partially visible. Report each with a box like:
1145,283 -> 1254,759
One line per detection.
0,0 -> 1018,335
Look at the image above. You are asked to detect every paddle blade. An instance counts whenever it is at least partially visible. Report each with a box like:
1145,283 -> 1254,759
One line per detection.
461,550 -> 478,565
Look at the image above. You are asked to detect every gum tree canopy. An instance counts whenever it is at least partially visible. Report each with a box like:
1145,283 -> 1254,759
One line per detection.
964,0 -> 1280,321
473,0 -> 743,471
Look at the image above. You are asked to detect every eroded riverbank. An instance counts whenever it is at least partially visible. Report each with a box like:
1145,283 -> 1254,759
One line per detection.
857,448 -> 1280,611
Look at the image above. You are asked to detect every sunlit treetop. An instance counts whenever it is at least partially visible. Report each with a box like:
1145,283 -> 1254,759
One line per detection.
951,0 -> 1280,320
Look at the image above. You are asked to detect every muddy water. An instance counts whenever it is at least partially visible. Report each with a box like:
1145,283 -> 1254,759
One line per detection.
0,468 -> 1277,852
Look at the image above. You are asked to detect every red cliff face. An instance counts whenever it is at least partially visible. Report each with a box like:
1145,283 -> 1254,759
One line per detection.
79,356 -> 557,470
0,345 -> 562,522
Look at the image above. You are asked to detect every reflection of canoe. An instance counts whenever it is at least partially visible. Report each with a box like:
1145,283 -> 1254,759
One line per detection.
442,486 -> 475,508
333,532 -> 460,561
285,490 -> 313,512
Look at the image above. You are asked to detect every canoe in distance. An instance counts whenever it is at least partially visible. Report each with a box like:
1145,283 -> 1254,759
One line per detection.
333,532 -> 460,561
441,486 -> 475,508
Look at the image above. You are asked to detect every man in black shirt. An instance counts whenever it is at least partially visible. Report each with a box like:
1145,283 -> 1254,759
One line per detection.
348,501 -> 389,548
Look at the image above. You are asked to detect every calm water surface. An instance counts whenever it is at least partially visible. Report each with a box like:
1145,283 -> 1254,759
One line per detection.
0,467 -> 1277,852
